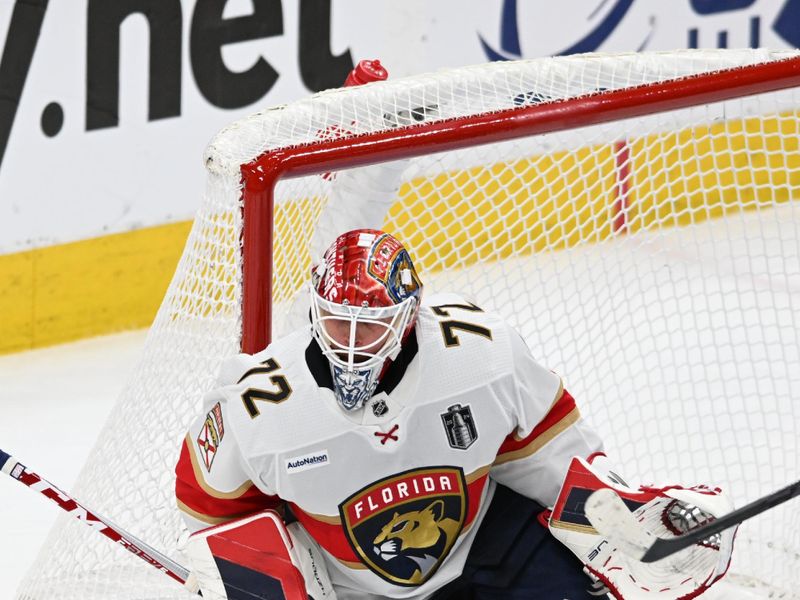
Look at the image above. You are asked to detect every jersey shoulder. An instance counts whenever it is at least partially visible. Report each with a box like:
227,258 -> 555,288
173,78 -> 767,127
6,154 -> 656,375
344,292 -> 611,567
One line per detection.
420,292 -> 510,327
416,292 -> 519,382
209,327 -> 336,450
214,327 -> 314,388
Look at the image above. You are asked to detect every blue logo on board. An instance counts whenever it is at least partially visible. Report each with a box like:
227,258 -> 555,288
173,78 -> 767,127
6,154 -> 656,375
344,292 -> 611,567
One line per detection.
479,0 -> 800,61
478,0 -> 635,61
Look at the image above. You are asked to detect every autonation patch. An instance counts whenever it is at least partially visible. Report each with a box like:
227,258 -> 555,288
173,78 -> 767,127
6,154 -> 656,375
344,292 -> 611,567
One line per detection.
285,450 -> 330,474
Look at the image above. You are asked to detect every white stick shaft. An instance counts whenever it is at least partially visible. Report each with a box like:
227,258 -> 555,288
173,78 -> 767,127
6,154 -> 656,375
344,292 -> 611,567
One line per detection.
0,447 -> 197,591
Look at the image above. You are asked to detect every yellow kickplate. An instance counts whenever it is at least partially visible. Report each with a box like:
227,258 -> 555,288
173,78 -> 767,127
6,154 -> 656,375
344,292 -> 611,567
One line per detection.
0,221 -> 192,355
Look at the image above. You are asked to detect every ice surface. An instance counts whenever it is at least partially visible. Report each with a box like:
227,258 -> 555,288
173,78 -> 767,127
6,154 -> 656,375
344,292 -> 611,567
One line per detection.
0,331 -> 147,598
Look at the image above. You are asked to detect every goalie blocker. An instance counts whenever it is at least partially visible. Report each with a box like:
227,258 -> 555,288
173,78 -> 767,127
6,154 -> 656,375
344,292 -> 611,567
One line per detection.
185,510 -> 335,600
548,454 -> 736,600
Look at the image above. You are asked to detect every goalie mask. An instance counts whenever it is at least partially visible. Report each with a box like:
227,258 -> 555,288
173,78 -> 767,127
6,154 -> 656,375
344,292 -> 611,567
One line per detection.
310,230 -> 422,411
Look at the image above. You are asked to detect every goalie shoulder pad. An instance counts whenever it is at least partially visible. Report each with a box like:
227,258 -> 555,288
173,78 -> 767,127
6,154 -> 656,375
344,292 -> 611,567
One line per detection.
186,510 -> 336,600
215,353 -> 261,387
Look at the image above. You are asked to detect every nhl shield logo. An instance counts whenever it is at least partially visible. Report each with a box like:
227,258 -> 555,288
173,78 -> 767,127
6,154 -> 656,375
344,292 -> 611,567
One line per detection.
371,398 -> 388,417
441,404 -> 478,449
339,467 -> 467,586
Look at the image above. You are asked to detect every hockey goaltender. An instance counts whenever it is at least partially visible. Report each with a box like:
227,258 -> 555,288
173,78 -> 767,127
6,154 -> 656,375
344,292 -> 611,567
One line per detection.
174,228 -> 736,600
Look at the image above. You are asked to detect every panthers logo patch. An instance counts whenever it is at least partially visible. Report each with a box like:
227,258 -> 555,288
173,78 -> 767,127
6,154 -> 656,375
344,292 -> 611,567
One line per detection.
339,467 -> 467,586
366,234 -> 421,303
196,402 -> 224,471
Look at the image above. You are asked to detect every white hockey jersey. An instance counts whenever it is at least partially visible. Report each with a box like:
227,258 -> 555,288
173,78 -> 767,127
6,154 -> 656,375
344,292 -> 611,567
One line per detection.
176,293 -> 603,599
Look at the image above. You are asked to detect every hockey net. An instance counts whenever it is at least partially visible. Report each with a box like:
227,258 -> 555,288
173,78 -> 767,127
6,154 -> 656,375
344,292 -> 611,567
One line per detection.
17,49 -> 800,598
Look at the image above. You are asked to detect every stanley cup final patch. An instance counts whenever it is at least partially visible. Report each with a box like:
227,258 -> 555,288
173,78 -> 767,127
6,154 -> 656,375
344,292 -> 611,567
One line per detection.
196,402 -> 225,471
339,467 -> 467,587
441,404 -> 478,449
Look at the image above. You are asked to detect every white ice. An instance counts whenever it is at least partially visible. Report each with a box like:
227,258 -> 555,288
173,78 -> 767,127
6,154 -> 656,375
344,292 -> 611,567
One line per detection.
0,331 -> 147,598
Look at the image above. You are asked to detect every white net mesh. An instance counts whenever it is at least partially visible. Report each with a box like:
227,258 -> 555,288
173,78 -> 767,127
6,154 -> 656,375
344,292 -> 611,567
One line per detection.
17,49 -> 800,598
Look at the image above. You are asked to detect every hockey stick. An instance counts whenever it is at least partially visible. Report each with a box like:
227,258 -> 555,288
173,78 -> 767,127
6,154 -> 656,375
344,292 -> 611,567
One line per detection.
0,448 -> 199,593
585,478 -> 800,563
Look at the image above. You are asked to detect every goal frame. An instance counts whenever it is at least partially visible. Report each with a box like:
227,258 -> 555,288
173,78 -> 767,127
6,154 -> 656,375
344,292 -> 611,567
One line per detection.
240,54 -> 800,354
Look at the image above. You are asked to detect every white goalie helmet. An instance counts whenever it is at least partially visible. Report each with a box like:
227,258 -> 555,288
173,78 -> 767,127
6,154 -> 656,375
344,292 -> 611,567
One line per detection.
310,229 -> 423,411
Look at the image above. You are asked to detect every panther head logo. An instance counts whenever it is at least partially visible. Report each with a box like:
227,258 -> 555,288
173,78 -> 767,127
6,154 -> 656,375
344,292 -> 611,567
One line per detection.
339,467 -> 468,586
372,500 -> 461,584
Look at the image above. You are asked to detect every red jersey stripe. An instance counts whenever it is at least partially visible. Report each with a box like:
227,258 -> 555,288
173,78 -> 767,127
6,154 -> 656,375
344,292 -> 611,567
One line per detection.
175,436 -> 279,523
494,389 -> 580,466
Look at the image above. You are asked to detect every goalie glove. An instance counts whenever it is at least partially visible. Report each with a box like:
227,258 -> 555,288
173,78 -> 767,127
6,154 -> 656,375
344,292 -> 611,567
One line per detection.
549,455 -> 736,600
185,510 -> 336,600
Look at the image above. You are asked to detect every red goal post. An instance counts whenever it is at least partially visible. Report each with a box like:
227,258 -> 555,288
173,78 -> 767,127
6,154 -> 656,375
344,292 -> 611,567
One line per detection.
241,52 -> 800,353
16,49 -> 800,599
